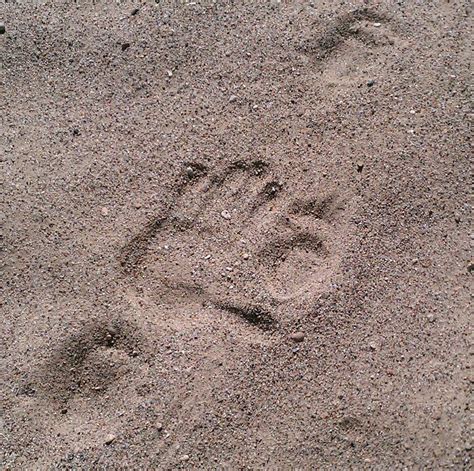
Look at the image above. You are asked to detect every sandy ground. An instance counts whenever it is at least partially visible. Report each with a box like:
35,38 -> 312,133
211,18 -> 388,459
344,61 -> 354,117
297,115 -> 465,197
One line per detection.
1,1 -> 472,469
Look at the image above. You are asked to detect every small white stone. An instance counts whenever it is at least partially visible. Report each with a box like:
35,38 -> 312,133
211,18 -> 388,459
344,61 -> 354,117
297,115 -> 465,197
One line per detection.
221,210 -> 231,220
104,434 -> 116,445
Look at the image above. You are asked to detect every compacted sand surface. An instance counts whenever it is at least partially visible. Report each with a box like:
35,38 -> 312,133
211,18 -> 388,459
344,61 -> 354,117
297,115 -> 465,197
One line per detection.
1,1 -> 472,469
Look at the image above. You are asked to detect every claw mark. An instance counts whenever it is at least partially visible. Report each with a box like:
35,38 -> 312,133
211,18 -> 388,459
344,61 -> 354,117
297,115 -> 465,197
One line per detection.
214,302 -> 276,331
290,194 -> 346,221
120,161 -> 269,273
120,217 -> 166,274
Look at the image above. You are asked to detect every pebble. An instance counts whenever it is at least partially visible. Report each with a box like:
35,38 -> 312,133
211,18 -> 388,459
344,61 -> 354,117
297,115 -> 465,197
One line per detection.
229,95 -> 238,103
131,8 -> 139,16
367,79 -> 376,87
427,313 -> 436,323
156,422 -> 163,431
180,455 -> 190,462
0,23 -> 5,35
373,22 -> 382,27
186,166 -> 195,178
242,253 -> 249,260
349,25 -> 359,34
107,326 -> 118,338
289,332 -> 305,343
167,70 -> 173,77
221,210 -> 231,220
369,342 -> 377,351
356,162 -> 364,173
121,43 -> 130,51
101,207 -> 109,216
104,434 -> 116,445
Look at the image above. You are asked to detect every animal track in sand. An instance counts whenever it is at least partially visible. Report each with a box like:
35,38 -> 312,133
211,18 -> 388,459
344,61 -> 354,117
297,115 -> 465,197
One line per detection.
35,319 -> 143,405
121,161 -> 349,330
260,192 -> 347,301
297,8 -> 403,87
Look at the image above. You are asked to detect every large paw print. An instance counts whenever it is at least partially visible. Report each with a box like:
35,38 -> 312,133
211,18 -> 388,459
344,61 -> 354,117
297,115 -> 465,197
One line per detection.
121,161 -> 348,330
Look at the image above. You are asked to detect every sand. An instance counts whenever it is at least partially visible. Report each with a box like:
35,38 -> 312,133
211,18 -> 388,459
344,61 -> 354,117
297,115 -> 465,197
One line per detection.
1,0 -> 472,469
